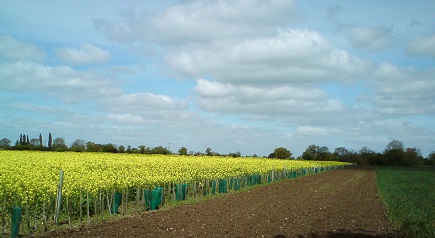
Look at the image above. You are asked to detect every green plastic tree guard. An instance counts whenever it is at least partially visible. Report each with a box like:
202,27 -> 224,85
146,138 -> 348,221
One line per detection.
234,178 -> 240,191
111,192 -> 122,214
211,180 -> 216,195
182,184 -> 187,199
203,182 -> 208,196
151,188 -> 163,210
175,184 -> 187,201
11,207 -> 22,238
144,189 -> 151,210
219,179 -> 227,193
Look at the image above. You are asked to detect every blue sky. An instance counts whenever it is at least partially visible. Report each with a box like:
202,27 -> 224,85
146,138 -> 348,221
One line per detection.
1,0 -> 434,157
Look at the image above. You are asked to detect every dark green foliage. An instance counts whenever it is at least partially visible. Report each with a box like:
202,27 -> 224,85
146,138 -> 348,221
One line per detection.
274,147 -> 292,159
0,138 -> 11,148
48,133 -> 52,150
100,143 -> 117,153
178,147 -> 188,156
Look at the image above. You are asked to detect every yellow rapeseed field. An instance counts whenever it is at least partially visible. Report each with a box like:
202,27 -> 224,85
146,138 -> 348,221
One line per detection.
0,150 -> 351,226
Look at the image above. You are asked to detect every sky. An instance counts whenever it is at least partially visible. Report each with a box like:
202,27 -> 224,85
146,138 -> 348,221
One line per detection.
1,0 -> 434,157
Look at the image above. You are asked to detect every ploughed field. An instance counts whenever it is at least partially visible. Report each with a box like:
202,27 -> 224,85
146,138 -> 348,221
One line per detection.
36,166 -> 401,238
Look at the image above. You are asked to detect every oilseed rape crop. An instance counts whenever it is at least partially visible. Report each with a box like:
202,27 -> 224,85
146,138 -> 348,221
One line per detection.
0,150 -> 351,235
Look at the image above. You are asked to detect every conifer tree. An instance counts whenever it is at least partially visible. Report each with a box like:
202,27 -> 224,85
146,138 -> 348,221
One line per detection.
48,133 -> 52,150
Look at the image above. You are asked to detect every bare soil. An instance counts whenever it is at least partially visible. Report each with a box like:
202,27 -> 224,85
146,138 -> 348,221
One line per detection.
32,166 -> 402,238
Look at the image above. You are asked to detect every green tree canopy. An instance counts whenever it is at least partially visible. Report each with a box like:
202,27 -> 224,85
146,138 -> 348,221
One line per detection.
274,147 -> 292,159
53,137 -> 68,151
0,138 -> 11,148
70,139 -> 86,152
178,147 -> 188,156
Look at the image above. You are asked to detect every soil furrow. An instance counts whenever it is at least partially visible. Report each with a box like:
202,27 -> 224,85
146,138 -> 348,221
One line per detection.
35,166 -> 401,238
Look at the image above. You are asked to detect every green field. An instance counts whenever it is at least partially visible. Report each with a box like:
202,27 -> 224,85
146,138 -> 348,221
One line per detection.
376,166 -> 435,238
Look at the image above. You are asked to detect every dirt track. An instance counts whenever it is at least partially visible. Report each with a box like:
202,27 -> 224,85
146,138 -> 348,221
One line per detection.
36,166 -> 401,238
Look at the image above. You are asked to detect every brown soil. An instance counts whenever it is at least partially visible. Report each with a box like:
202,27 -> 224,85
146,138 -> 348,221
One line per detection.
32,166 -> 402,238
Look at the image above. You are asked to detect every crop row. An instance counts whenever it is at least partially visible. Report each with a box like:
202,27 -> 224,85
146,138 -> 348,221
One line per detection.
0,151 -> 352,235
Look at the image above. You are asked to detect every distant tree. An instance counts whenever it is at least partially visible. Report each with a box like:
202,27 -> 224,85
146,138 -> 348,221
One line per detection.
151,146 -> 170,155
317,146 -> 332,161
386,140 -> 404,151
384,140 -> 405,165
100,143 -> 117,153
274,147 -> 292,159
39,133 -> 43,147
30,138 -> 39,146
0,138 -> 11,148
118,145 -> 126,153
302,145 -> 318,160
70,139 -> 86,152
178,147 -> 188,156
228,151 -> 242,158
53,137 -> 68,151
205,148 -> 212,156
86,141 -> 97,152
126,145 -> 132,153
360,146 -> 379,165
138,145 -> 146,154
48,133 -> 53,150
26,135 -> 29,145
333,147 -> 350,161
404,147 -> 423,166
19,134 -> 23,145
426,152 -> 435,165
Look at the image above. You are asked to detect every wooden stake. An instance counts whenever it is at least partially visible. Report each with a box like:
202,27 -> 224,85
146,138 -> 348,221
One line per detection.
86,191 -> 90,223
54,170 -> 64,224
79,191 -> 83,224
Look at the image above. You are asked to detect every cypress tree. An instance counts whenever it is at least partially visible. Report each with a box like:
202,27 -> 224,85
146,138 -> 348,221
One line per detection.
48,133 -> 52,150
39,133 -> 43,147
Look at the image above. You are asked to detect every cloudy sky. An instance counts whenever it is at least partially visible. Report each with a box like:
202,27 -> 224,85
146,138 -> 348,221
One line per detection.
1,0 -> 434,157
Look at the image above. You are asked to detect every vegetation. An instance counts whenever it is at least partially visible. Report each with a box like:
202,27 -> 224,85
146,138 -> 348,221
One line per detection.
377,167 -> 435,238
0,150 -> 350,235
1,133 -> 434,165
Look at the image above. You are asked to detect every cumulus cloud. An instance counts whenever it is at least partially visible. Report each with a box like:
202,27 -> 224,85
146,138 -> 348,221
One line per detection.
0,62 -> 120,102
363,63 -> 435,115
194,79 -> 345,124
407,34 -> 435,57
99,92 -> 189,125
167,29 -> 371,84
94,0 -> 299,44
55,43 -> 111,64
296,126 -> 327,136
0,36 -> 46,62
347,26 -> 395,51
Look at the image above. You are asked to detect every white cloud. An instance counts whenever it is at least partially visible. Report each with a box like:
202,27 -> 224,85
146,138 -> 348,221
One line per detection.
98,92 -> 189,126
55,43 -> 111,64
167,29 -> 371,84
0,36 -> 46,62
407,34 -> 435,57
103,93 -> 187,112
347,26 -> 394,51
194,79 -> 345,124
296,126 -> 327,136
363,63 -> 435,115
106,113 -> 145,124
94,0 -> 299,44
0,62 -> 120,102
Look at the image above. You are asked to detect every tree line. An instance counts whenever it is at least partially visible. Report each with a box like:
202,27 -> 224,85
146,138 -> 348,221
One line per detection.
0,134 -> 434,166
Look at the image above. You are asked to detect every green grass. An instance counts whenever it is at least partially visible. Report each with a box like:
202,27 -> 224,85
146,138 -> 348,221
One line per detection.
376,166 -> 435,238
